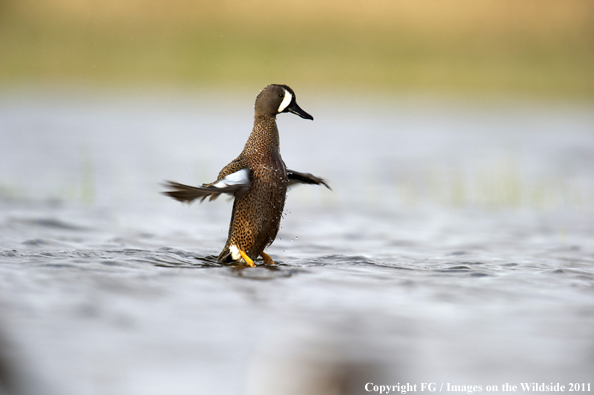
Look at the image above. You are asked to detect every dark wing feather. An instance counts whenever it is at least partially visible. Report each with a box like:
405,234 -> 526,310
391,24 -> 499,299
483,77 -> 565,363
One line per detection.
162,179 -> 250,203
287,169 -> 331,190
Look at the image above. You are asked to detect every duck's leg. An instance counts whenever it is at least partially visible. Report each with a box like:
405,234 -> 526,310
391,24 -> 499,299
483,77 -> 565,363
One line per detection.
238,250 -> 256,267
261,252 -> 275,265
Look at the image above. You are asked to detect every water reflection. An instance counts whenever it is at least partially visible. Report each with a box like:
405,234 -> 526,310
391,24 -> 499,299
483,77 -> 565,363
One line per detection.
246,323 -> 392,395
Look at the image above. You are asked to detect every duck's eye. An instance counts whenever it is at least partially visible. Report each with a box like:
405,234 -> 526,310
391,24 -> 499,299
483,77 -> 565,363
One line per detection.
279,94 -> 284,98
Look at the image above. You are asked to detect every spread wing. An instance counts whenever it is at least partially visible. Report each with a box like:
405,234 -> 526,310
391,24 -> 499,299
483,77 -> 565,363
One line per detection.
163,168 -> 251,203
287,169 -> 331,190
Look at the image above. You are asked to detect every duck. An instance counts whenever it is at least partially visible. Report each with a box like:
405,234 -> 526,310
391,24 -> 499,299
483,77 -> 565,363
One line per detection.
163,84 -> 330,267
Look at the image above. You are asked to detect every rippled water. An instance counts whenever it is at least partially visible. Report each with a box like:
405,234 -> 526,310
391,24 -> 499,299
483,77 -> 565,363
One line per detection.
0,90 -> 593,395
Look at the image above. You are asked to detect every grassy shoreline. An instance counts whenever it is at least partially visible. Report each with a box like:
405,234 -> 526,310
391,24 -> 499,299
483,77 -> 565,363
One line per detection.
1,0 -> 593,99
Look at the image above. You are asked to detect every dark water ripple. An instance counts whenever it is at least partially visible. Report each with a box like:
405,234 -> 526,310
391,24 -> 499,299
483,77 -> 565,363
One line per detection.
20,218 -> 88,231
1,246 -> 504,282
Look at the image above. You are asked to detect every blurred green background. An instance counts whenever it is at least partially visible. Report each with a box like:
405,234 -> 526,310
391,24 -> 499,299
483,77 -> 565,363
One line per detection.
1,0 -> 593,99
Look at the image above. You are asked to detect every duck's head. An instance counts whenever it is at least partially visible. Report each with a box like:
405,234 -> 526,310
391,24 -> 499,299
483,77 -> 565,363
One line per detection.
255,84 -> 313,120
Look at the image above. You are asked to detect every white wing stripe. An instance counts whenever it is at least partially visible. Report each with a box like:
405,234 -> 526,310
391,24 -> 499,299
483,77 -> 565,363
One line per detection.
213,168 -> 250,188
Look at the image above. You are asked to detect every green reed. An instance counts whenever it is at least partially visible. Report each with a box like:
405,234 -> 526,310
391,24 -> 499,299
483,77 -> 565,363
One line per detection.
393,158 -> 592,210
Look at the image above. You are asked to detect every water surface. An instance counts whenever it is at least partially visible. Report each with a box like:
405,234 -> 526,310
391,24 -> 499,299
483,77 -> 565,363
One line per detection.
0,90 -> 593,395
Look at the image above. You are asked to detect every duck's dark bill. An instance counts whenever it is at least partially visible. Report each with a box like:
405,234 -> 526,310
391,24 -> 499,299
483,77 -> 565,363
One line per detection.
288,102 -> 314,120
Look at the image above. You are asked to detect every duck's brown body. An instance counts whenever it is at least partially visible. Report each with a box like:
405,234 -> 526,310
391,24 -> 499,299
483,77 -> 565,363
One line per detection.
163,84 -> 330,267
218,116 -> 288,263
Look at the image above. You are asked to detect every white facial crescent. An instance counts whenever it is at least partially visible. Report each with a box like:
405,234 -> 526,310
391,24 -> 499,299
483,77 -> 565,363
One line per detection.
277,89 -> 293,113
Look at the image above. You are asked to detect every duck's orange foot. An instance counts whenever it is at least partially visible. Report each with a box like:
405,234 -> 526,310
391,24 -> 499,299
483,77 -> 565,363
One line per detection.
261,252 -> 275,265
238,249 -> 256,267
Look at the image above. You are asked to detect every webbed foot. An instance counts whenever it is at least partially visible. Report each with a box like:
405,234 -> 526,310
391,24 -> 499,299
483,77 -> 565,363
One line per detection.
238,249 -> 256,267
261,252 -> 275,265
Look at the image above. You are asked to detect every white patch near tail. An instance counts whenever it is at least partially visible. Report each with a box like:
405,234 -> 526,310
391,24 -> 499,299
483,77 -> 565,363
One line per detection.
277,89 -> 293,113
229,245 -> 241,261
213,168 -> 249,188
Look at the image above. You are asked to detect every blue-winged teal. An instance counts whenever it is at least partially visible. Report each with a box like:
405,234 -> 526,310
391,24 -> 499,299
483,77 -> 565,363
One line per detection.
163,84 -> 330,267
